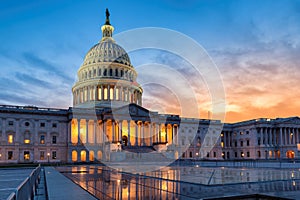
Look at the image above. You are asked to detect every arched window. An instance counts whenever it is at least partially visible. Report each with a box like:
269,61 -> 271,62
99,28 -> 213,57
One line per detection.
104,88 -> 108,100
104,69 -> 107,76
110,87 -> 114,100
72,150 -> 77,162
98,68 -> 101,76
97,151 -> 102,160
80,150 -> 86,162
115,69 -> 118,77
89,151 -> 94,162
109,68 -> 113,76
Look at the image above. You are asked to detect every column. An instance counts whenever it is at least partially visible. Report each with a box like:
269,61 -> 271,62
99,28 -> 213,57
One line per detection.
270,128 -> 273,146
149,123 -> 153,145
119,120 -> 122,143
77,119 -> 81,144
283,127 -> 287,145
170,124 -> 174,144
94,120 -> 97,144
112,120 -> 115,142
173,125 -> 176,145
101,85 -> 104,101
94,85 -> 98,101
158,124 -> 161,143
141,122 -> 145,146
127,120 -> 131,146
165,124 -> 168,143
103,120 -> 107,143
280,127 -> 283,146
108,85 -> 110,101
294,128 -> 297,144
264,127 -> 267,146
288,128 -> 290,145
86,119 -> 89,144
135,122 -> 138,146
297,128 -> 299,143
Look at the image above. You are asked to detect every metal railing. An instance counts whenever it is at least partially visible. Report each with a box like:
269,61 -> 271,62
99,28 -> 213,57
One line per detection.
7,165 -> 41,200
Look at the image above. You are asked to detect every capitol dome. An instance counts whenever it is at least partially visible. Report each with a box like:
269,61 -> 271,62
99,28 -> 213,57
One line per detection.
72,9 -> 143,108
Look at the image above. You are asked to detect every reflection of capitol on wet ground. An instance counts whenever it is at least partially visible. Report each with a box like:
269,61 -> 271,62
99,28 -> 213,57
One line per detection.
57,165 -> 300,199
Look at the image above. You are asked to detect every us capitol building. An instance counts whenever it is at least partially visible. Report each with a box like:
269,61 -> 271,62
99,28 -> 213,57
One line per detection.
0,10 -> 299,164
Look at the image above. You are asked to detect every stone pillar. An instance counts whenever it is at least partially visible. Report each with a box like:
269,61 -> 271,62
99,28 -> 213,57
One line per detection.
127,120 -> 131,146
141,122 -> 145,146
85,119 -> 89,144
94,120 -> 97,144
77,119 -> 81,145
297,128 -> 299,144
119,120 -> 122,143
135,122 -> 138,146
94,85 -> 98,101
170,124 -> 174,144
101,85 -> 104,101
112,120 -> 115,142
149,123 -> 153,146
283,127 -> 286,145
165,124 -> 168,143
158,124 -> 161,143
103,120 -> 107,143
280,127 -> 283,146
108,85 -> 111,101
269,128 -> 272,146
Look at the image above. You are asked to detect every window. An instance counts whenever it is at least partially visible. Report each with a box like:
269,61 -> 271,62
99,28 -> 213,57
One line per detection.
40,151 -> 45,160
8,135 -> 13,144
240,141 -> 243,147
234,141 -> 237,147
24,139 -> 30,144
235,152 -> 237,158
182,152 -> 185,158
247,140 -> 250,146
247,152 -> 250,157
213,152 -> 216,158
258,138 -> 261,145
258,151 -> 261,158
8,151 -> 13,160
8,121 -> 13,126
52,151 -> 57,159
40,123 -> 45,127
52,136 -> 57,144
240,131 -> 243,135
221,141 -> 224,148
52,123 -> 57,128
24,151 -> 30,160
246,131 -> 249,134
40,135 -> 45,144
189,152 -> 193,158
206,152 -> 209,158
25,122 -> 30,126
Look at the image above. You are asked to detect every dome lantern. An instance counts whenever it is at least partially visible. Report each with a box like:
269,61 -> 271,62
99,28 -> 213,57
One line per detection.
101,8 -> 114,41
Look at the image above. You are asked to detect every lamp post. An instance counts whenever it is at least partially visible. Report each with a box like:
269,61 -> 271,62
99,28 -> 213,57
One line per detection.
47,152 -> 50,164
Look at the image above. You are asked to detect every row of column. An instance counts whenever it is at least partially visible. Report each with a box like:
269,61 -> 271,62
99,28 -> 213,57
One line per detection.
221,127 -> 300,148
73,85 -> 142,105
71,118 -> 179,147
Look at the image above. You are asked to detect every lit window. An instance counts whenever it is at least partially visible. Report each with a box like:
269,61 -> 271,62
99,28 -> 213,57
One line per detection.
241,152 -> 244,157
8,135 -> 13,144
52,151 -> 57,159
221,141 -> 224,148
40,135 -> 45,144
24,139 -> 30,144
40,151 -> 45,160
24,151 -> 30,160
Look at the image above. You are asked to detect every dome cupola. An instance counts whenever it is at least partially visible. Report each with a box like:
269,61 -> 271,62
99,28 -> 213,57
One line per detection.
72,9 -> 143,109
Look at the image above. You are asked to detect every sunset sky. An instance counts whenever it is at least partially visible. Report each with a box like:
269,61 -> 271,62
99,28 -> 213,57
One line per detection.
0,0 -> 300,123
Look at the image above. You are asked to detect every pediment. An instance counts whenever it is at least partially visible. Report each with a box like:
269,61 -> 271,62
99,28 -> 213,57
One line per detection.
111,103 -> 152,119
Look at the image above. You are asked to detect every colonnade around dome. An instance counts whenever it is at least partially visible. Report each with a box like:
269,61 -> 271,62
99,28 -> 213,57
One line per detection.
73,84 -> 142,106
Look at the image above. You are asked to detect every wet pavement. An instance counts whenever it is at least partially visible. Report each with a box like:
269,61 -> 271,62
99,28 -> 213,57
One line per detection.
56,164 -> 300,199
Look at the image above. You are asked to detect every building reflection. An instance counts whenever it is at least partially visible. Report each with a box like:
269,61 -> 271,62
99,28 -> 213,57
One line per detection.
58,165 -> 300,199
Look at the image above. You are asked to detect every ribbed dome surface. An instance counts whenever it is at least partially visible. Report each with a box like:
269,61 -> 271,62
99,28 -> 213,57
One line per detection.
83,40 -> 132,67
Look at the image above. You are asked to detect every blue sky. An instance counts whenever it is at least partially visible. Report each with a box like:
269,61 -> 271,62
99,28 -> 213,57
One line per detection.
0,0 -> 300,122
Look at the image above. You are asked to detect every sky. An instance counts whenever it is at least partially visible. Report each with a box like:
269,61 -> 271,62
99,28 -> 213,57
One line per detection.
0,0 -> 300,123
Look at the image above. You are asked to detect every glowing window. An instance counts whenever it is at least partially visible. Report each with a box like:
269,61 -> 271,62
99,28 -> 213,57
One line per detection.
104,88 -> 108,100
81,150 -> 86,162
72,150 -> 77,162
40,135 -> 45,144
115,88 -> 119,100
89,151 -> 94,162
110,87 -> 114,100
24,151 -> 30,160
24,139 -> 30,144
40,151 -> 45,160
8,135 -> 13,144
